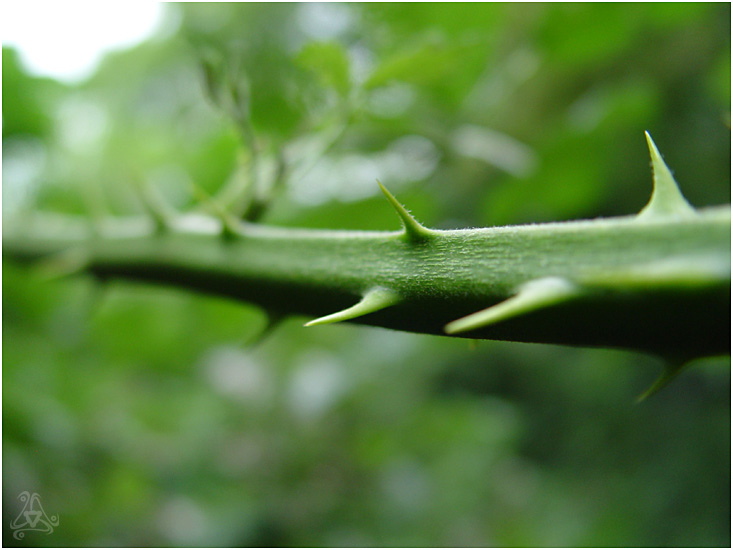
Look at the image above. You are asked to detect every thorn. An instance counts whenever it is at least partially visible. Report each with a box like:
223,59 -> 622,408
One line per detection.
80,180 -> 109,236
445,277 -> 578,334
636,359 -> 688,402
580,255 -> 730,288
377,180 -> 434,243
200,53 -> 224,106
243,311 -> 285,347
131,180 -> 172,233
35,248 -> 91,281
190,182 -> 241,239
305,287 -> 402,327
638,132 -> 696,220
84,276 -> 109,318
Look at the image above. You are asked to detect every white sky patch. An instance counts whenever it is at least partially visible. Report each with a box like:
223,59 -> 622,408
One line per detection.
2,2 -> 167,83
297,2 -> 353,40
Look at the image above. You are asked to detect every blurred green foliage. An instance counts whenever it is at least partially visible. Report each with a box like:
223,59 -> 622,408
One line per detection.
3,3 -> 730,547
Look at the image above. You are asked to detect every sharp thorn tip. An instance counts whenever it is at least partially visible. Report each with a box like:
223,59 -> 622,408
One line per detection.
376,180 -> 434,243
306,287 -> 401,327
638,132 -> 695,219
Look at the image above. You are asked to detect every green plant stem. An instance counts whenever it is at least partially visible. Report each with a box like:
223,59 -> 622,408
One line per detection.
4,205 -> 729,357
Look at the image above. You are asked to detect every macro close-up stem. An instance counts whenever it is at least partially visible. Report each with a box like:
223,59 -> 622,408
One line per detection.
4,134 -> 730,397
3,4 -> 730,547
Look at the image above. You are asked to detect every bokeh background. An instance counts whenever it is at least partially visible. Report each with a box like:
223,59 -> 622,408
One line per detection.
3,3 -> 730,547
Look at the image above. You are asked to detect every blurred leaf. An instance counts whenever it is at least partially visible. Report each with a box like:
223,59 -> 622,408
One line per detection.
297,41 -> 351,97
2,47 -> 61,139
364,39 -> 477,90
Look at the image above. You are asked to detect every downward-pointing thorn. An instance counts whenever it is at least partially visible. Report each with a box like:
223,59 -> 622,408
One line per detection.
636,359 -> 689,402
244,310 -> 285,347
305,287 -> 402,326
35,248 -> 91,281
638,132 -> 696,220
445,277 -> 579,334
377,180 -> 434,243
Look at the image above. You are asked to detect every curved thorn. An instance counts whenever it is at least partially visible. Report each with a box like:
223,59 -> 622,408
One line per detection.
636,359 -> 688,402
377,180 -> 434,243
131,180 -> 172,232
638,132 -> 696,219
190,182 -> 241,239
80,180 -> 109,236
35,248 -> 91,281
579,255 -> 731,289
244,310 -> 285,347
305,287 -> 402,327
445,277 -> 578,334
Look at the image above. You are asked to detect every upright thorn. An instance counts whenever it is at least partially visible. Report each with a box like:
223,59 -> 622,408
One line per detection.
377,181 -> 434,243
305,287 -> 402,327
445,277 -> 578,335
80,180 -> 109,236
638,132 -> 696,220
131,180 -> 172,233
190,182 -> 241,239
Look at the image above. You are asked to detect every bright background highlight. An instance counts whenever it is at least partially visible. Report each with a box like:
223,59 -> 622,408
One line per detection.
2,2 -> 167,83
